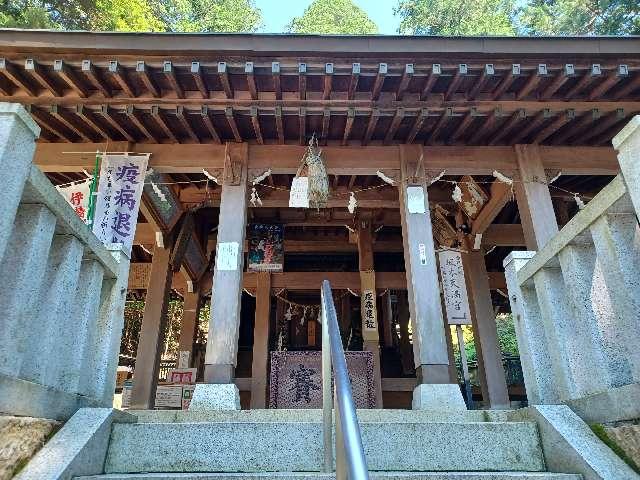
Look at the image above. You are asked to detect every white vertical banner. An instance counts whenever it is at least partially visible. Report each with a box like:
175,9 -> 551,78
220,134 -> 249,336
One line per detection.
56,178 -> 91,223
438,249 -> 472,325
93,154 -> 149,256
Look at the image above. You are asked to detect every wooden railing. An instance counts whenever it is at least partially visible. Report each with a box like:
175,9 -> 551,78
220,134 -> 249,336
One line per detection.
504,115 -> 640,405
0,103 -> 130,420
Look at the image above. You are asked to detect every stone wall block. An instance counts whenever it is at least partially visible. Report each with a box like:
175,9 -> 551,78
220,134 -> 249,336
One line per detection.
61,259 -> 105,394
0,103 -> 40,263
504,252 -> 561,404
20,235 -> 84,386
589,213 -> 640,382
532,267 -> 579,401
0,204 -> 56,377
557,244 -> 616,395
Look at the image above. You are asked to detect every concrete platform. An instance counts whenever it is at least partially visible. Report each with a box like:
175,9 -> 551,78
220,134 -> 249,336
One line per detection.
104,421 -> 544,473
77,472 -> 583,480
126,408 -> 511,424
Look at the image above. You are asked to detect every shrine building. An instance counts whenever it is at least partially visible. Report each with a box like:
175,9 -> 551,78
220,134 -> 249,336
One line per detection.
1,29 -> 640,480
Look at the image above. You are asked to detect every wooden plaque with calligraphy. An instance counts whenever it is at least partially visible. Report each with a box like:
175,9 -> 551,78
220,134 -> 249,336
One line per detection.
459,175 -> 488,220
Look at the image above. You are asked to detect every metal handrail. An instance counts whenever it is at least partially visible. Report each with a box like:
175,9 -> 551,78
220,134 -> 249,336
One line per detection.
321,280 -> 369,479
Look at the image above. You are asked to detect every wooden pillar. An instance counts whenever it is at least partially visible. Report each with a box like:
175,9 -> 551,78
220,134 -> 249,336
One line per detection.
177,291 -> 201,368
396,291 -> 414,376
399,144 -> 451,384
382,291 -> 394,348
204,142 -> 248,383
251,272 -> 272,408
464,251 -> 510,409
357,215 -> 383,408
514,144 -> 559,250
130,244 -> 173,409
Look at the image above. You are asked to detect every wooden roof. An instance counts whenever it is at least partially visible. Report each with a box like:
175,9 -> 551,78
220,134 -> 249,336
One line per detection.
0,31 -> 638,147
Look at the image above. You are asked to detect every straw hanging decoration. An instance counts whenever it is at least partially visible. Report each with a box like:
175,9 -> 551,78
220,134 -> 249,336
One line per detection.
295,133 -> 329,209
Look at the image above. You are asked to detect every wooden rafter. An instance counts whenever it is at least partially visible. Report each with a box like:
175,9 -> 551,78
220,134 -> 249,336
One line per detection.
471,180 -> 512,236
126,105 -> 157,142
191,61 -> 208,99
321,108 -> 330,146
449,107 -> 477,143
384,108 -> 404,145
406,108 -> 428,143
246,62 -> 257,100
517,64 -> 546,100
613,73 -> 640,100
82,60 -> 111,97
488,109 -> 525,145
49,104 -> 93,142
151,105 -> 177,142
510,108 -> 551,144
468,64 -> 494,100
578,108 -> 624,144
539,64 -> 573,100
348,63 -> 360,100
445,64 -> 467,100
588,65 -> 627,100
272,62 -> 281,100
532,109 -> 575,144
468,108 -> 500,144
200,105 -> 221,144
176,106 -> 199,143
298,107 -> 306,145
218,62 -> 233,99
275,105 -> 284,145
0,58 -> 36,95
564,64 -> 601,100
29,106 -> 75,142
163,61 -> 184,99
25,59 -> 61,96
342,107 -> 354,146
108,60 -> 135,97
396,64 -> 413,101
420,64 -> 440,100
250,106 -> 263,145
426,108 -> 452,144
492,64 -> 519,100
136,61 -> 160,98
550,109 -> 599,145
99,105 -> 134,142
52,59 -> 87,98
362,108 -> 380,146
75,105 -> 109,140
225,106 -> 242,142
372,63 -> 387,100
323,63 -> 333,100
298,63 -> 307,101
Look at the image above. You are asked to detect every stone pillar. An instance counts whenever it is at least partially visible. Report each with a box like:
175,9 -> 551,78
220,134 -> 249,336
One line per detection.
399,144 -> 465,410
129,244 -> 173,409
177,291 -> 201,368
193,143 -> 247,410
514,144 -> 559,251
251,272 -> 272,408
504,252 -> 562,404
357,216 -> 383,408
464,251 -> 510,409
0,104 -> 40,263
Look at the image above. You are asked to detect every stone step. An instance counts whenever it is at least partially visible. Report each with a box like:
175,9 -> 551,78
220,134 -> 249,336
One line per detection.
126,409 -> 510,424
104,421 -> 544,474
77,472 -> 583,480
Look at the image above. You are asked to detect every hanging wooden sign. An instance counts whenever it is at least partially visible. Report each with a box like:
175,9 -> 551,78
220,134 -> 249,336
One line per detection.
248,223 -> 284,272
459,175 -> 488,220
289,177 -> 310,208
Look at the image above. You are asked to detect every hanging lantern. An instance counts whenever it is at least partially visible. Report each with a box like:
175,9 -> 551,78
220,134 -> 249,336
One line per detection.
295,134 -> 329,209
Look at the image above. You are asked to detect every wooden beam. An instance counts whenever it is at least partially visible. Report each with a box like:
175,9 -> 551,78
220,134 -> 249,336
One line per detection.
492,64 -> 519,100
176,105 -> 199,143
550,108 -> 599,145
342,107 -> 355,146
449,107 -> 477,143
298,62 -> 307,100
225,107 -> 242,142
445,63 -> 467,100
539,64 -> 573,100
245,61 -> 257,100
588,65 -> 627,100
107,60 -> 134,97
250,106 -> 263,145
191,61 -> 208,99
272,62 -> 281,100
577,108 -> 625,144
135,61 -> 160,98
151,104 -> 177,143
384,108 -> 404,145
81,60 -> 111,97
532,109 -> 575,144
471,180 -> 512,235
488,109 -> 525,145
420,64 -> 440,100
99,105 -> 134,141
406,108 -> 428,143
54,59 -> 89,98
468,108 -> 499,145
29,107 -> 75,142
517,64 -> 546,100
217,61 -> 233,99
298,107 -> 306,145
396,63 -> 413,101
200,105 -> 221,144
163,60 -> 184,99
510,109 -> 550,144
75,105 -> 109,140
320,108 -> 330,145
25,59 -> 61,96
483,224 -> 525,246
275,105 -> 284,144
49,105 -> 93,142
323,63 -> 333,100
348,63 -> 360,100
126,105 -> 158,142
426,107 -> 452,144
612,72 -> 640,100
468,64 -> 494,100
372,63 -> 387,100
564,64 -> 601,100
362,108 -> 380,146
0,58 -> 36,95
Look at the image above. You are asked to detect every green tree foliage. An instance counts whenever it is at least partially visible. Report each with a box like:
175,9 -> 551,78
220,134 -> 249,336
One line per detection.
0,0 -> 262,32
287,0 -> 378,34
519,0 -> 639,35
396,0 -> 517,35
155,0 -> 262,32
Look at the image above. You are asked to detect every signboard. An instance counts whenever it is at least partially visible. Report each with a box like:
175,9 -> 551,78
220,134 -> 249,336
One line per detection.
459,175 -> 488,220
155,385 -> 183,408
182,385 -> 196,409
216,241 -> 239,271
360,270 -> 378,334
178,350 -> 190,369
438,250 -> 472,325
56,179 -> 91,223
248,223 -> 284,272
93,154 -> 149,256
167,368 -> 197,384
407,186 -> 426,214
289,176 -> 310,208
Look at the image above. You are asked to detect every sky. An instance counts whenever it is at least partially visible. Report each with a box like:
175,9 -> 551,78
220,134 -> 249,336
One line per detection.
255,0 -> 399,34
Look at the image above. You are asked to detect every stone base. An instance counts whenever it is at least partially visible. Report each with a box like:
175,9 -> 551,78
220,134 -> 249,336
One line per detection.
411,383 -> 467,411
566,382 -> 640,424
189,384 -> 240,411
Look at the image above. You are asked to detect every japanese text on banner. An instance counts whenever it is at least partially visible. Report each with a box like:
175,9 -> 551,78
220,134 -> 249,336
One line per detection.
56,178 -> 91,223
438,250 -> 472,325
92,154 -> 149,256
